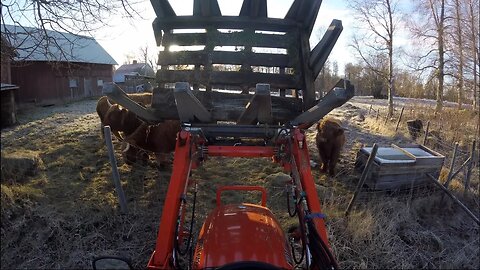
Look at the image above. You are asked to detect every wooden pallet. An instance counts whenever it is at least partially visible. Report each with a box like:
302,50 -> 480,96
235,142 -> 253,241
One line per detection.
104,0 -> 354,129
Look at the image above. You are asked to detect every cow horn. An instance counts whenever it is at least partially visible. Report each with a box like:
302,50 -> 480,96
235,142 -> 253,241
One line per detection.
122,143 -> 130,153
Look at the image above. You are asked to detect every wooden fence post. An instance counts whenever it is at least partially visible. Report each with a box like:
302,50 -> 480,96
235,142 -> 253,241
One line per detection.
423,121 -> 430,145
445,156 -> 472,188
104,126 -> 128,214
441,142 -> 459,203
464,140 -> 476,197
395,107 -> 404,132
345,144 -> 378,217
444,142 -> 459,188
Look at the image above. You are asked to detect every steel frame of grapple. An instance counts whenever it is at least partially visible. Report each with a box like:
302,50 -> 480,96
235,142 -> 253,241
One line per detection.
146,127 -> 331,269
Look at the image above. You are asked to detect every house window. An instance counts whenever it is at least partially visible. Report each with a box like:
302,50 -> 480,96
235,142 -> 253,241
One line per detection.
69,78 -> 78,88
97,79 -> 103,86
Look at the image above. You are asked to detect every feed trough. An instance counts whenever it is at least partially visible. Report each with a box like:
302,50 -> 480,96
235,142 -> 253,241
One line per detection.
355,144 -> 445,190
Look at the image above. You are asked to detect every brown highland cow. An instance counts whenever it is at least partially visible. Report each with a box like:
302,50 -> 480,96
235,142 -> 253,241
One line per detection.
315,118 -> 345,176
124,120 -> 181,168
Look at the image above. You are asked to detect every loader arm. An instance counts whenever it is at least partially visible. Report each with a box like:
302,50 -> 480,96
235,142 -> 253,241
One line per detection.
147,126 -> 336,269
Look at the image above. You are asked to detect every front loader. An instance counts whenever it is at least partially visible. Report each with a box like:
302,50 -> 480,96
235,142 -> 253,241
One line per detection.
94,1 -> 354,269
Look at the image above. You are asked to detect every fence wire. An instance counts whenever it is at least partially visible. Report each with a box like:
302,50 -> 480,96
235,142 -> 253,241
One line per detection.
355,182 -> 442,204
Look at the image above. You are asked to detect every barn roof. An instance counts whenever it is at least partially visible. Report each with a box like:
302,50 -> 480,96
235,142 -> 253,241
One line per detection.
1,25 -> 117,65
113,63 -> 155,83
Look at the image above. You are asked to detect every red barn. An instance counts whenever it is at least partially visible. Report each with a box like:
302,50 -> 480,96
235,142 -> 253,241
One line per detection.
3,25 -> 117,105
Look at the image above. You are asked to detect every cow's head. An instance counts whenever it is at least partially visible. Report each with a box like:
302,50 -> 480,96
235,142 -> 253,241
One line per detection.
104,105 -> 141,134
316,120 -> 344,142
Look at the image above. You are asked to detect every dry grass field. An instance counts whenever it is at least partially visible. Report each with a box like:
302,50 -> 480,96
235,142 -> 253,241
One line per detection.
1,96 -> 478,269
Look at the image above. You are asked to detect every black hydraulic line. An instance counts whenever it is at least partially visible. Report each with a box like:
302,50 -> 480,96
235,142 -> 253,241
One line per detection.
301,210 -> 310,269
173,225 -> 184,270
174,184 -> 198,269
290,222 -> 306,265
290,238 -> 305,266
306,219 -> 339,270
287,145 -> 310,268
291,199 -> 309,266
286,184 -> 297,217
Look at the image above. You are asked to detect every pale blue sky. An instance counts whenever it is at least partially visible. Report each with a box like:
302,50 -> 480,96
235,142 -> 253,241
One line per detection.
94,0 -> 354,72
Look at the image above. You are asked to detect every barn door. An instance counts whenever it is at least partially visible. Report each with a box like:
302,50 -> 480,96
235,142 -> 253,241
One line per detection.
83,77 -> 93,97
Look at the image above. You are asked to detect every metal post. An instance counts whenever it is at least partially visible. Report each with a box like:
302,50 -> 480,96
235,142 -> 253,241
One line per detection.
376,110 -> 379,121
427,174 -> 480,225
369,104 -> 372,114
423,121 -> 430,145
395,107 -> 404,132
464,140 -> 476,196
345,144 -> 378,217
104,126 -> 128,214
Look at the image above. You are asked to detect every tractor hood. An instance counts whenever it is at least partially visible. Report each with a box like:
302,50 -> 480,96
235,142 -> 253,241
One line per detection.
192,203 -> 293,269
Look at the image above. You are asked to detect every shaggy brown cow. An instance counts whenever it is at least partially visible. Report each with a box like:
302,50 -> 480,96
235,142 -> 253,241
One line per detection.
315,118 -> 345,176
103,104 -> 150,165
96,96 -> 112,123
96,94 -> 153,166
103,104 -> 144,137
96,93 -> 153,139
406,119 -> 423,140
96,96 -> 116,139
124,120 -> 181,168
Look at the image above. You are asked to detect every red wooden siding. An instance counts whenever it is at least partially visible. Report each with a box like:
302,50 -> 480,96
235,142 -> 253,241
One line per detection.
11,61 -> 114,104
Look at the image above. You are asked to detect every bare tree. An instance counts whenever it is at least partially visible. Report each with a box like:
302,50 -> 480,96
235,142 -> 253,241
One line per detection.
348,0 -> 402,117
315,60 -> 342,97
452,0 -> 465,109
1,0 -> 141,61
344,60 -> 391,97
464,0 -> 479,111
140,45 -> 149,73
409,0 -> 449,112
139,44 -> 158,72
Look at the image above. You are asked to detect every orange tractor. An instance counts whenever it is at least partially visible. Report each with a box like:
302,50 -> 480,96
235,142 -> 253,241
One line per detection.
144,126 -> 341,269
94,0 -> 353,269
